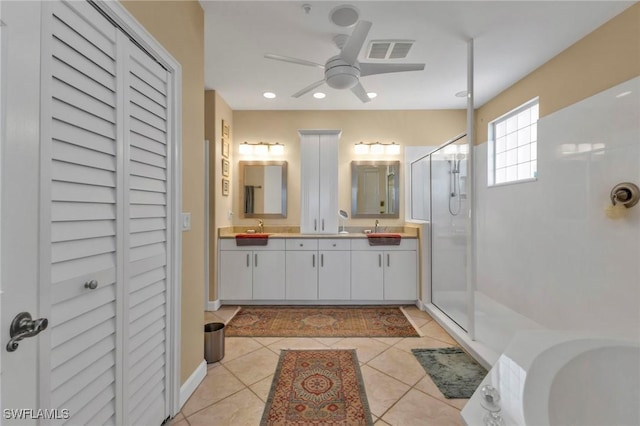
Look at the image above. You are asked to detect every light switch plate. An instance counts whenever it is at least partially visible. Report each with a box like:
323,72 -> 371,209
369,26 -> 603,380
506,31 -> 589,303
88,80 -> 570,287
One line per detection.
182,212 -> 191,231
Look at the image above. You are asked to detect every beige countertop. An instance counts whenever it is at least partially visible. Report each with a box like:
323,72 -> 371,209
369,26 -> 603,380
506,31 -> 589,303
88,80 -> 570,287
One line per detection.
218,226 -> 419,239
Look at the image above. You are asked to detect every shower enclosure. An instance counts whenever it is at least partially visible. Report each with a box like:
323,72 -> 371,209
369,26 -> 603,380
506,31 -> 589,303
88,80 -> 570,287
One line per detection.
411,134 -> 469,330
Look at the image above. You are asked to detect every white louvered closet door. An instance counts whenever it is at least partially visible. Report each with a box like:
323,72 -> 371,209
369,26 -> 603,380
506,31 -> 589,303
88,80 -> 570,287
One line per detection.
43,1 -> 172,425
47,1 -> 120,424
123,39 -> 171,426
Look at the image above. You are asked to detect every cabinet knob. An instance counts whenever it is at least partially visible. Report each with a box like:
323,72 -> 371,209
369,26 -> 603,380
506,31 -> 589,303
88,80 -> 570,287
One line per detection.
299,243 -> 303,247
84,280 -> 98,290
332,243 -> 336,247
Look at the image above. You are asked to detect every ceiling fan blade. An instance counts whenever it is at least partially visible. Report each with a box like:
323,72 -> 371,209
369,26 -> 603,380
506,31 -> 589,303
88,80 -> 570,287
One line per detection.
292,80 -> 326,98
359,63 -> 425,77
264,53 -> 325,69
340,20 -> 372,65
350,82 -> 371,103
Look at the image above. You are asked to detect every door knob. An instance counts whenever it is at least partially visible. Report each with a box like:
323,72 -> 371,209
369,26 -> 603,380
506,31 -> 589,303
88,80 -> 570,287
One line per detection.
6,312 -> 48,352
84,279 -> 98,290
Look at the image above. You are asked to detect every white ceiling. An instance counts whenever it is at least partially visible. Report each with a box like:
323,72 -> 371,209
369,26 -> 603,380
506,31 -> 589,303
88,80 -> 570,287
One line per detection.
200,1 -> 634,110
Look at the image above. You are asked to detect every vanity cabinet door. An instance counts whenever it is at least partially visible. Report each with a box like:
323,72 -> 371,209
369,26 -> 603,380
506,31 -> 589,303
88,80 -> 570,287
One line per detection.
384,251 -> 417,300
318,251 -> 351,300
351,251 -> 384,300
253,251 -> 286,299
220,250 -> 253,299
285,251 -> 318,300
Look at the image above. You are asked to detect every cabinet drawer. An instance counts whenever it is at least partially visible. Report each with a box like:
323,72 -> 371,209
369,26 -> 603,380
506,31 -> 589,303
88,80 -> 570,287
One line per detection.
219,238 -> 285,251
286,239 -> 318,251
318,239 -> 350,251
350,238 -> 417,251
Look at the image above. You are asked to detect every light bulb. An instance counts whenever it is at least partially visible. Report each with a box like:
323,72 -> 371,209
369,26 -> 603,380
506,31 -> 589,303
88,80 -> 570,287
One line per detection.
239,142 -> 253,155
270,143 -> 284,155
354,143 -> 369,154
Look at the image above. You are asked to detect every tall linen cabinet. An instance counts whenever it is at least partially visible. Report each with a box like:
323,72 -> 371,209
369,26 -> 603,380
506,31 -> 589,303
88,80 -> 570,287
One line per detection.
299,130 -> 341,234
35,1 -> 180,424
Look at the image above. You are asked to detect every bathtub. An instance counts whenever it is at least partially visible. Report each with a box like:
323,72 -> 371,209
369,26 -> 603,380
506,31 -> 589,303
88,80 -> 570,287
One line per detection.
461,332 -> 640,426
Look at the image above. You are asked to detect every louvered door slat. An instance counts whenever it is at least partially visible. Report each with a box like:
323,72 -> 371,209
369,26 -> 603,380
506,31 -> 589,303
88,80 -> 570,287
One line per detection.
125,39 -> 170,426
47,2 -> 118,423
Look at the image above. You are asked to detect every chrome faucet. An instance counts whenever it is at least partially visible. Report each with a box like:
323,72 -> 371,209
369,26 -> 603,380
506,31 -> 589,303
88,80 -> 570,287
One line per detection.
257,219 -> 264,233
374,220 -> 380,233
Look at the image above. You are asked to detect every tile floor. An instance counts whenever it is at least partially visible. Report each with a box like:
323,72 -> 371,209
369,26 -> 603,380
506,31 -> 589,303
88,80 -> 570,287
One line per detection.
172,305 -> 466,426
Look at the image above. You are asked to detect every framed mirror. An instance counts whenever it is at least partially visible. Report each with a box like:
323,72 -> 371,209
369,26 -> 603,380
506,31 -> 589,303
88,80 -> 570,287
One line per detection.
351,161 -> 400,218
239,161 -> 287,218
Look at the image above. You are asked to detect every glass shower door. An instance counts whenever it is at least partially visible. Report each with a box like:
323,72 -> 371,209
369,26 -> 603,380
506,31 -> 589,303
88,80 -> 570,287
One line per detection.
431,135 -> 469,330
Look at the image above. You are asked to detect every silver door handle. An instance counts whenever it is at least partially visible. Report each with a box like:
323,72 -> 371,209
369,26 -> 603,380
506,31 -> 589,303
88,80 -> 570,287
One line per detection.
322,219 -> 325,231
6,312 -> 48,352
314,219 -> 317,231
387,254 -> 390,267
247,254 -> 250,267
84,279 -> 98,290
321,254 -> 324,267
255,253 -> 258,267
312,254 -> 315,268
378,254 -> 382,267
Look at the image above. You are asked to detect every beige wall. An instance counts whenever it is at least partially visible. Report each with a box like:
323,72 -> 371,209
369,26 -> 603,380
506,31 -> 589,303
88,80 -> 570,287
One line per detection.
232,110 -> 466,228
205,91 -> 233,301
121,0 -> 204,385
476,3 -> 640,143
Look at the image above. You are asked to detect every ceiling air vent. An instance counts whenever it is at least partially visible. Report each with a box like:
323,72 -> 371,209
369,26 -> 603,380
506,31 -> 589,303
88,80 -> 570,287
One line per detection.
366,40 -> 414,60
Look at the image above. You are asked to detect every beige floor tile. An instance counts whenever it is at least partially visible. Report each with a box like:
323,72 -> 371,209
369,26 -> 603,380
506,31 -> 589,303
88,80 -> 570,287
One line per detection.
224,347 -> 280,386
170,412 -> 187,425
381,389 -> 463,426
414,375 -> 468,410
181,365 -> 245,417
212,305 -> 241,323
249,374 -> 274,402
186,388 -> 265,426
403,308 -> 434,328
374,418 -> 391,426
360,365 -> 410,418
220,337 -> 263,363
331,338 -> 390,363
313,337 -> 345,346
266,337 -> 330,353
253,336 -> 284,346
393,335 -> 454,353
367,347 -> 426,386
420,321 -> 458,345
372,337 -> 404,346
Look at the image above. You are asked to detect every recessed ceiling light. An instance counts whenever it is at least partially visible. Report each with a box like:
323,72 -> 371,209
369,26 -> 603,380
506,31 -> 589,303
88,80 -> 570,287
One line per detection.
367,92 -> 377,99
455,90 -> 468,98
313,92 -> 326,99
263,92 -> 276,99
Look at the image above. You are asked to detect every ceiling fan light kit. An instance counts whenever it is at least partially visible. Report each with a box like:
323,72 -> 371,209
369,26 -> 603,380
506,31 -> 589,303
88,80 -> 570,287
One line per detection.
329,5 -> 360,28
264,19 -> 425,103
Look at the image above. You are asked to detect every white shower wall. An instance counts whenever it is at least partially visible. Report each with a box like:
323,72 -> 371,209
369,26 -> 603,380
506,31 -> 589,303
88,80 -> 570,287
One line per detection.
475,77 -> 640,340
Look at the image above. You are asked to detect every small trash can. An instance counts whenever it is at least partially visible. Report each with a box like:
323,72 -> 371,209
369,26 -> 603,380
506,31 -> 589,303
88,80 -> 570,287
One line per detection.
204,322 -> 225,363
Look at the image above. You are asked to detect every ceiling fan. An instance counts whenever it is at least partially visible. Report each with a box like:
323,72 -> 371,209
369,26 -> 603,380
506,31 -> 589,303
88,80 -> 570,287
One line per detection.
264,20 -> 425,103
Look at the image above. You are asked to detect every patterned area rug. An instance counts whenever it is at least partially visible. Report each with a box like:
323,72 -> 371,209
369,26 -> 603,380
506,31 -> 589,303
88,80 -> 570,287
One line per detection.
412,347 -> 488,399
225,306 -> 420,337
261,349 -> 373,426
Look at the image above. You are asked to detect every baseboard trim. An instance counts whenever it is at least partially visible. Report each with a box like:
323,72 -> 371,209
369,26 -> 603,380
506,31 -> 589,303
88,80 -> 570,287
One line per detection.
206,299 -> 221,311
179,360 -> 206,409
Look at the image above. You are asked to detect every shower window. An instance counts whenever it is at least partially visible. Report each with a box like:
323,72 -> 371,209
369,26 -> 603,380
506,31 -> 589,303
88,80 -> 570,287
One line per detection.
488,98 -> 539,186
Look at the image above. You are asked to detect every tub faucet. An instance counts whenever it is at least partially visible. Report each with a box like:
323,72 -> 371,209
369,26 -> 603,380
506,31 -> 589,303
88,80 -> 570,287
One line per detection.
374,220 -> 380,233
257,219 -> 264,233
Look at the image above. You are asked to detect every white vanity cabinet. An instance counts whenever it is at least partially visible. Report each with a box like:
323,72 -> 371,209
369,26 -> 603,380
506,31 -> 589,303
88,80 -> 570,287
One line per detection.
318,239 -> 351,300
299,130 -> 340,234
285,239 -> 318,300
219,239 -> 286,300
351,239 -> 417,301
285,239 -> 352,300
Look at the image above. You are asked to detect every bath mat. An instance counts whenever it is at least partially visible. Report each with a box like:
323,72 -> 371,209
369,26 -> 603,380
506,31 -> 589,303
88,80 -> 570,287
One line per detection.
411,347 -> 487,399
260,349 -> 373,426
225,306 -> 420,337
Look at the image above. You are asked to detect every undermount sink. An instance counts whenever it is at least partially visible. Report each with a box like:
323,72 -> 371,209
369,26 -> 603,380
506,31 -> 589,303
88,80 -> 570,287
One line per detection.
367,233 -> 402,246
235,233 -> 270,246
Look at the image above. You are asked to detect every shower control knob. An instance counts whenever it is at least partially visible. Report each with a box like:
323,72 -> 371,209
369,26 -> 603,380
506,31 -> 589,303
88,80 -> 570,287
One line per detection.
480,385 -> 501,412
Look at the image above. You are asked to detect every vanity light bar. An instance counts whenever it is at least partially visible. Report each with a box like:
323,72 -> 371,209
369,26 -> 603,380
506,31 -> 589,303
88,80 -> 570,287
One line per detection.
239,141 -> 285,156
354,141 -> 400,155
